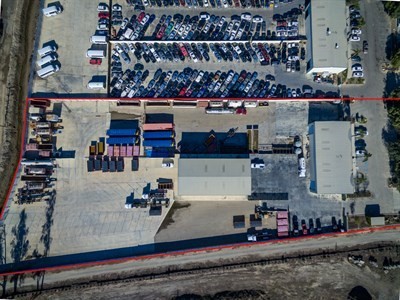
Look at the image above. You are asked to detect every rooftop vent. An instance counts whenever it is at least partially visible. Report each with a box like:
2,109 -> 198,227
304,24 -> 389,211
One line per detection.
335,43 -> 339,49
326,27 -> 331,35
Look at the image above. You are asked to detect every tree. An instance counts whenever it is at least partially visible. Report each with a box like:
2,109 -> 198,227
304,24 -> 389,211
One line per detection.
384,2 -> 400,18
391,51 -> 400,69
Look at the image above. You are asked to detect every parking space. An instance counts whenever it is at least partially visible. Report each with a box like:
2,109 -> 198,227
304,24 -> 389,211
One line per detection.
32,0 -> 108,96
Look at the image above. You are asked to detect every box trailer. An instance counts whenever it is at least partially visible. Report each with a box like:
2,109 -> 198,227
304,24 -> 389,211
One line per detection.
106,137 -> 136,145
143,139 -> 175,147
132,157 -> 139,171
143,130 -> 175,139
143,123 -> 174,131
109,160 -> 116,172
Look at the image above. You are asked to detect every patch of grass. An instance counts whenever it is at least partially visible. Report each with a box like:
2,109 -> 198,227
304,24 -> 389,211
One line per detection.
346,78 -> 365,84
348,215 -> 370,229
156,201 -> 191,233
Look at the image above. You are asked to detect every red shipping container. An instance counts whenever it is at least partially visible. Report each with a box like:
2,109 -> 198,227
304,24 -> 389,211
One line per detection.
277,219 -> 289,226
127,145 -> 133,157
120,145 -> 127,157
26,143 -> 38,150
133,146 -> 140,156
107,145 -> 113,156
143,123 -> 174,131
114,145 -> 120,157
277,225 -> 289,232
277,211 -> 288,219
39,151 -> 51,157
278,231 -> 289,237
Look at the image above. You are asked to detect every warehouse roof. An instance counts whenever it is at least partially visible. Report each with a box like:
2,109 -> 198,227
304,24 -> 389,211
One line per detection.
309,121 -> 354,194
178,158 -> 251,196
307,0 -> 347,70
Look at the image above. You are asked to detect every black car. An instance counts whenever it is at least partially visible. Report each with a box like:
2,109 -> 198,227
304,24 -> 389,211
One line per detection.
292,215 -> 299,236
309,218 -> 315,234
316,218 -> 322,233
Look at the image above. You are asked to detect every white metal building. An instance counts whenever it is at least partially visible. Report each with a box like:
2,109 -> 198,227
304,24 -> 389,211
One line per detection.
305,0 -> 348,74
308,121 -> 354,194
178,158 -> 251,196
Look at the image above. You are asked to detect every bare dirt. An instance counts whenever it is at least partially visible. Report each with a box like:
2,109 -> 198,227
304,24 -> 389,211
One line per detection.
9,243 -> 400,300
0,0 -> 39,208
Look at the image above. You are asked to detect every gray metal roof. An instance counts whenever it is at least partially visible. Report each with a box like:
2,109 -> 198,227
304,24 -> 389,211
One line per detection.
178,158 -> 251,196
310,121 -> 354,194
307,0 -> 348,71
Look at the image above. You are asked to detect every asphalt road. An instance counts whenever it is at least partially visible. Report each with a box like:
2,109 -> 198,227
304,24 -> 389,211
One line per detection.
9,227 -> 400,293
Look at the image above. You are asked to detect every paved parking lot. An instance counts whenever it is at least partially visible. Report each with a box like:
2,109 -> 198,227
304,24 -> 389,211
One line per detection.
32,0 -> 108,96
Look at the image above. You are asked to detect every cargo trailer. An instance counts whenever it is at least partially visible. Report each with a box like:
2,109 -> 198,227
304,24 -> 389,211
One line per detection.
106,137 -> 137,145
102,160 -> 109,172
106,129 -> 139,136
143,123 -> 174,131
21,175 -> 49,182
132,157 -> 139,171
87,160 -> 94,172
143,130 -> 175,139
117,158 -> 124,172
109,160 -> 116,172
94,159 -> 101,171
143,139 -> 175,147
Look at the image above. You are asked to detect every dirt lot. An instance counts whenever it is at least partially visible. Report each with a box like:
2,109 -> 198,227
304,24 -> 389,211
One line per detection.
12,243 -> 400,299
0,0 -> 38,210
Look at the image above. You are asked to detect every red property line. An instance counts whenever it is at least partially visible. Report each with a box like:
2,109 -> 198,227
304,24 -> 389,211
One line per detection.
0,98 -> 29,220
0,224 -> 399,277
27,97 -> 400,102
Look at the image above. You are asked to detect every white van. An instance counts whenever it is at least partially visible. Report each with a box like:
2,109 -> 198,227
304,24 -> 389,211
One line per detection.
90,35 -> 108,44
209,101 -> 224,108
227,100 -> 243,108
38,45 -> 56,57
86,49 -> 106,58
87,81 -> 105,89
42,6 -> 62,17
244,101 -> 257,108
37,64 -> 60,78
36,54 -> 57,67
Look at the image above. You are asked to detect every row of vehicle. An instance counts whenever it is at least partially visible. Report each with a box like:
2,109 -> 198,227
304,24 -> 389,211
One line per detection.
292,216 -> 344,236
115,11 -> 155,42
127,0 -> 294,9
111,40 -> 305,67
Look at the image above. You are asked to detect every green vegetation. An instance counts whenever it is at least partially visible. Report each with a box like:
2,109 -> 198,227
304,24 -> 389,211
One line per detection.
390,51 -> 400,69
346,78 -> 365,84
383,1 -> 400,18
385,93 -> 400,191
346,0 -> 360,9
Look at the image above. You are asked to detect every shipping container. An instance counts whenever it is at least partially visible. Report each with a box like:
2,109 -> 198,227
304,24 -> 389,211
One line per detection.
143,130 -> 175,139
94,159 -> 102,171
127,145 -> 133,156
143,139 -> 175,148
35,122 -> 51,128
25,167 -> 47,175
30,99 -> 50,107
106,137 -> 136,145
277,225 -> 289,232
37,144 -> 53,150
277,219 -> 289,226
39,151 -> 51,157
120,145 -> 127,157
26,182 -> 46,190
149,205 -> 162,216
143,123 -> 174,131
21,175 -> 49,182
109,160 -> 116,172
133,146 -> 140,156
106,128 -> 138,136
117,158 -> 124,172
89,145 -> 96,156
277,231 -> 289,237
114,145 -> 120,157
132,157 -> 139,171
97,142 -> 105,155
277,211 -> 288,219
26,143 -> 38,150
102,160 -> 109,172
107,145 -> 114,156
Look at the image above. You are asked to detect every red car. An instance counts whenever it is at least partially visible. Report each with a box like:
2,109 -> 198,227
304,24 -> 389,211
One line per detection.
235,108 -> 247,115
137,11 -> 146,23
89,58 -> 102,65
98,12 -> 109,18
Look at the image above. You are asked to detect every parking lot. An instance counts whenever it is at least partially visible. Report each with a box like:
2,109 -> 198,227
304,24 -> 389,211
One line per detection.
32,0 -> 109,96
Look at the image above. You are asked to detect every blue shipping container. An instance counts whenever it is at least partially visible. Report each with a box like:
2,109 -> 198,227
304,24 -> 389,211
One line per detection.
107,137 -> 136,145
143,139 -> 175,148
107,129 -> 138,136
143,131 -> 174,139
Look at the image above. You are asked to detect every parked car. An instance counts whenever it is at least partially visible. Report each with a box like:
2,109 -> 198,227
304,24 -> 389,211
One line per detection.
97,3 -> 109,11
89,58 -> 102,65
352,71 -> 364,77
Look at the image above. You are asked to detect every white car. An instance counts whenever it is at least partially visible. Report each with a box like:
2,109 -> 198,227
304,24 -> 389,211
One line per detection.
350,35 -> 361,42
355,149 -> 366,156
143,0 -> 150,6
162,162 -> 174,168
252,16 -> 263,23
121,18 -> 129,30
222,0 -> 229,7
97,3 -> 109,12
200,12 -> 210,20
204,0 -> 209,6
241,13 -> 252,22
115,44 -> 124,54
352,64 -> 363,71
286,62 -> 291,72
97,23 -> 108,30
288,55 -> 299,61
128,43 -> 135,53
251,163 -> 265,169
292,89 -> 297,98
351,28 -> 362,35
141,14 -> 150,25
352,71 -> 364,77
112,4 -> 122,11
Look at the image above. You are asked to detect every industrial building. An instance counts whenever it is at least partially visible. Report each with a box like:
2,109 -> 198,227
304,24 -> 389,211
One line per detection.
305,0 -> 348,74
308,121 -> 354,194
178,158 -> 251,197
